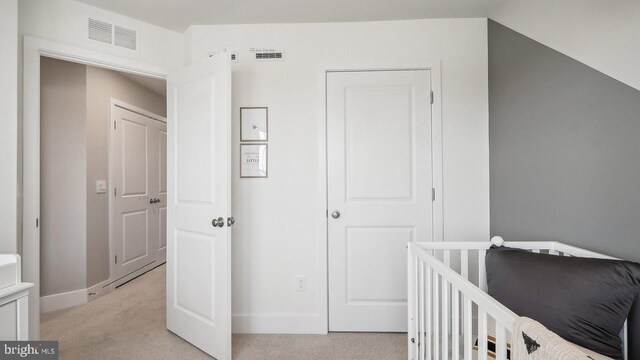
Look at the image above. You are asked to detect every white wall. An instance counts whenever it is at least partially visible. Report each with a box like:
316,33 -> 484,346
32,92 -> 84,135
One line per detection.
490,0 -> 640,91
0,0 -> 19,254
186,18 -> 489,332
19,0 -> 180,338
19,0 -> 184,70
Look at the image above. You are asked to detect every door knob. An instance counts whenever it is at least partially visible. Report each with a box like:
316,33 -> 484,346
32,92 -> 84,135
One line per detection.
150,198 -> 154,204
331,210 -> 341,219
212,217 -> 225,228
227,217 -> 235,227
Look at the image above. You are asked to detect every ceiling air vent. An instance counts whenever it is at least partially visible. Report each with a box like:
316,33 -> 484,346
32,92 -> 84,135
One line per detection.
88,18 -> 113,44
114,25 -> 137,50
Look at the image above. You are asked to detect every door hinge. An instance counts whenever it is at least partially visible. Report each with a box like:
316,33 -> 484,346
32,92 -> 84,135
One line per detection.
430,91 -> 434,104
36,218 -> 39,228
115,255 -> 118,264
326,209 -> 328,218
114,121 -> 117,130
114,188 -> 117,197
432,188 -> 436,201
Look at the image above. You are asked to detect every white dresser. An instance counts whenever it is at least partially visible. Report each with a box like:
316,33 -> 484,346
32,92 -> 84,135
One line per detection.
0,254 -> 33,340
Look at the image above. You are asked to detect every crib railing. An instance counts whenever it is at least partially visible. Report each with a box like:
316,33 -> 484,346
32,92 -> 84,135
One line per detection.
407,239 -> 629,360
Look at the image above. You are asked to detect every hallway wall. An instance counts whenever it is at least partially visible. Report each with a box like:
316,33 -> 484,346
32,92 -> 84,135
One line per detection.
86,66 -> 166,288
40,57 -> 166,302
40,57 -> 88,297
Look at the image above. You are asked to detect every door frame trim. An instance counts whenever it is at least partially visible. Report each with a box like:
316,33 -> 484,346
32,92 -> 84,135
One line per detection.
22,35 -> 170,339
317,61 -> 444,332
108,98 -> 166,287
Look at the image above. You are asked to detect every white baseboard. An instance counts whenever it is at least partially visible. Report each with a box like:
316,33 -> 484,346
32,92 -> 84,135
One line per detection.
40,261 -> 165,313
232,314 -> 327,334
40,289 -> 87,313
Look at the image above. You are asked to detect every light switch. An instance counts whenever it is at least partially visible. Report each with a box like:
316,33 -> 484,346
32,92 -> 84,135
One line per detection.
96,180 -> 107,194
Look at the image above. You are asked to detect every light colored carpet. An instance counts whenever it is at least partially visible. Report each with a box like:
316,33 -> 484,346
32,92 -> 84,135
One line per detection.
41,265 -> 407,360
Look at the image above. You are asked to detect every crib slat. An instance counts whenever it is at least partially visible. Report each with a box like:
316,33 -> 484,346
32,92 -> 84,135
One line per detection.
478,309 -> 488,360
478,250 -> 487,291
495,322 -> 507,360
461,250 -> 468,281
426,265 -> 432,359
452,288 -> 460,360
413,257 -> 420,358
624,320 -> 628,360
434,272 -> 440,360
442,279 -> 449,360
419,261 -> 425,360
463,296 -> 472,360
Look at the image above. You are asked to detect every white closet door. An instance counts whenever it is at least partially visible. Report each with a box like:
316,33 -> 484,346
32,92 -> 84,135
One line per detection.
166,54 -> 232,359
327,70 -> 433,332
113,106 -> 164,278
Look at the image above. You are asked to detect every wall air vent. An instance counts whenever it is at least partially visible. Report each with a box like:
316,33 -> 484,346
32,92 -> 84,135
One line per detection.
88,19 -> 137,51
114,26 -> 137,50
88,18 -> 113,44
252,49 -> 285,62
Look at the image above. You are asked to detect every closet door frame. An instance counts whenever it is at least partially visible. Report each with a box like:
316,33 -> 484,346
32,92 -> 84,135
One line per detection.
108,98 -> 167,289
315,60 -> 444,333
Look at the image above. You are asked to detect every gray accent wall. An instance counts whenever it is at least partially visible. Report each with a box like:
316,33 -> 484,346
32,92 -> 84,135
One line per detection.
489,20 -> 640,357
489,20 -> 640,263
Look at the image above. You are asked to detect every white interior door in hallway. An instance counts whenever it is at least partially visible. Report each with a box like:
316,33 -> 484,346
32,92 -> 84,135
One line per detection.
327,70 -> 433,332
112,105 -> 167,280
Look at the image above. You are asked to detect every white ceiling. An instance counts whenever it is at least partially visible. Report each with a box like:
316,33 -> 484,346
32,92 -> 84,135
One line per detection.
75,0 -> 505,32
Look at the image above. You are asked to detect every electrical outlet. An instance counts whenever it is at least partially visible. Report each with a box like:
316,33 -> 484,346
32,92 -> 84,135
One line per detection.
296,277 -> 306,292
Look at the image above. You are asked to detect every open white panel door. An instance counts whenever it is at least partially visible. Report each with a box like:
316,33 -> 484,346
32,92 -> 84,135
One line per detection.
166,54 -> 232,359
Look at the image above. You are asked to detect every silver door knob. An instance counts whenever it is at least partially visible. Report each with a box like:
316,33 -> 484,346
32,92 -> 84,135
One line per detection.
227,217 -> 235,227
331,210 -> 341,219
212,217 -> 225,227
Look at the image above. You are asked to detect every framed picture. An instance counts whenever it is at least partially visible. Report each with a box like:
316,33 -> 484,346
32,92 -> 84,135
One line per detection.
240,143 -> 268,178
240,107 -> 268,142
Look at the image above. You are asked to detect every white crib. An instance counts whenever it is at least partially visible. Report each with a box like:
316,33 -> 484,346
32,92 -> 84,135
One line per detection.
407,239 -> 629,360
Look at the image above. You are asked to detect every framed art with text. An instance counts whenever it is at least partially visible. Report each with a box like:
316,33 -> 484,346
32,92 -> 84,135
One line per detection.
240,143 -> 268,178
